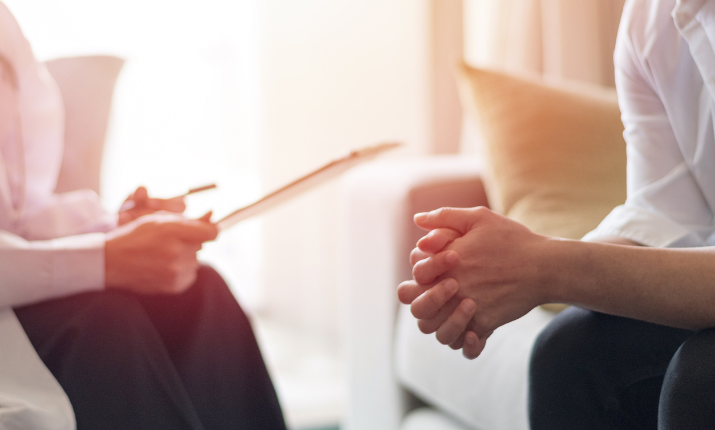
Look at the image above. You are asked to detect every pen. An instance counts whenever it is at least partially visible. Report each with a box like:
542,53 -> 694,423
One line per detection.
120,183 -> 217,212
184,184 -> 218,196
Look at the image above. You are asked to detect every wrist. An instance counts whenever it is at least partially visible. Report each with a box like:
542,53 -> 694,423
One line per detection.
536,237 -> 585,305
104,237 -> 119,289
104,228 -> 129,290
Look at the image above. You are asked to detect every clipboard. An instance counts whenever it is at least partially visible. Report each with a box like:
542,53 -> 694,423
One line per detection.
216,142 -> 401,230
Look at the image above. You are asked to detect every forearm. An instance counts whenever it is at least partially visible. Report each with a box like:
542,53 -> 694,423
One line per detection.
19,190 -> 116,240
548,238 -> 715,329
0,231 -> 105,308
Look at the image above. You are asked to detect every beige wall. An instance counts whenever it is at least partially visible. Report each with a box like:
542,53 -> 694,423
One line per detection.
430,0 -> 464,154
257,0 -> 432,337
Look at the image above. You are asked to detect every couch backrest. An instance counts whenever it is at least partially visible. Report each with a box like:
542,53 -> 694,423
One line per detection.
45,55 -> 124,195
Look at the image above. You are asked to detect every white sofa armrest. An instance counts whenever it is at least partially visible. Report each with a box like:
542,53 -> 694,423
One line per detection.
338,155 -> 487,430
46,56 -> 124,194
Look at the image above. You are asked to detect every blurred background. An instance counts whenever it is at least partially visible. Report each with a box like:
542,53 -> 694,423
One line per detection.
4,0 -> 450,428
2,0 -> 624,428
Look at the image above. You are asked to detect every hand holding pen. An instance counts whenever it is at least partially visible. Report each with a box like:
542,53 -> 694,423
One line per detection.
117,184 -> 217,226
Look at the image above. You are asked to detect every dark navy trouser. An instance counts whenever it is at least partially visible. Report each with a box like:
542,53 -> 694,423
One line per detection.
529,306 -> 715,430
15,265 -> 286,430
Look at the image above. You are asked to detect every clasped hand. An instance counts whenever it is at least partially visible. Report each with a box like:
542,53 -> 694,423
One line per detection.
105,186 -> 218,295
397,207 -> 552,359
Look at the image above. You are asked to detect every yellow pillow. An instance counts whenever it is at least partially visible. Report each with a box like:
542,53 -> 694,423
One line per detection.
456,63 -> 627,312
456,62 -> 626,240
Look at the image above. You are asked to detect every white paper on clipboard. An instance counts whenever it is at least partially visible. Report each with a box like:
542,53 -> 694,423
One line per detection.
216,142 -> 401,231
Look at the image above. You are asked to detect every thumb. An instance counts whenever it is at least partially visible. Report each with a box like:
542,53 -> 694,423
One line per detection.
133,186 -> 149,203
198,211 -> 213,222
164,219 -> 219,243
414,207 -> 485,234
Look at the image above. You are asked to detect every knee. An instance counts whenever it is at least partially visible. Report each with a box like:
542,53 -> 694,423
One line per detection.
190,265 -> 233,300
188,264 -> 246,312
196,264 -> 224,285
667,328 -> 715,384
70,291 -> 152,344
661,329 -> 715,408
530,307 -> 604,377
528,308 -> 612,426
75,290 -> 143,319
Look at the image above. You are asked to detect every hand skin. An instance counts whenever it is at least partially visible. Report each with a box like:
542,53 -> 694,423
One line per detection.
401,228 -> 484,351
105,212 -> 218,295
117,186 -> 186,226
399,207 -> 546,358
399,206 -> 715,359
400,225 -> 628,357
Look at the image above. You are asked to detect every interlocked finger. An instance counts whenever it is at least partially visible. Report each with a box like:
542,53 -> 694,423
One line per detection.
410,247 -> 431,266
449,332 -> 465,350
462,330 -> 493,360
417,296 -> 461,334
417,228 -> 461,254
412,250 -> 459,284
435,298 -> 476,345
410,278 -> 458,319
397,280 -> 430,305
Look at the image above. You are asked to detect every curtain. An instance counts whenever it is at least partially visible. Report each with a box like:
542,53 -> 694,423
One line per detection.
464,0 -> 626,86
461,0 -> 626,155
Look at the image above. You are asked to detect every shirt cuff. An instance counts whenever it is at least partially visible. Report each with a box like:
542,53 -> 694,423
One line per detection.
582,205 -> 706,248
49,233 -> 106,295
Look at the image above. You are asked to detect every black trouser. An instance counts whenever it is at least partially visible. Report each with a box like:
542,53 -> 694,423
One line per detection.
14,265 -> 286,430
529,306 -> 715,430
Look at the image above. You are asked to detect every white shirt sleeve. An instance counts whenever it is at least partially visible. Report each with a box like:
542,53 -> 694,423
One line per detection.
0,189 -> 115,308
583,8 -> 711,248
0,231 -> 105,308
0,187 -> 114,307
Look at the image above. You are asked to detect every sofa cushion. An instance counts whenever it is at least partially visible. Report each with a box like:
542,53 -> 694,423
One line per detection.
394,306 -> 554,430
455,62 -> 627,241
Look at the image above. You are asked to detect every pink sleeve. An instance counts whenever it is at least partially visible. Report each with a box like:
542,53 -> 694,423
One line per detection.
16,189 -> 118,240
0,230 -> 105,308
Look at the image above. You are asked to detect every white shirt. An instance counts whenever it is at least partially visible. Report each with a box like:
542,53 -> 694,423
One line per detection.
584,0 -> 715,248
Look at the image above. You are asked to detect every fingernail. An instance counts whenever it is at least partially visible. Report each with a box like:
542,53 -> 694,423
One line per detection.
465,333 -> 475,346
445,279 -> 458,294
414,212 -> 428,222
445,251 -> 459,265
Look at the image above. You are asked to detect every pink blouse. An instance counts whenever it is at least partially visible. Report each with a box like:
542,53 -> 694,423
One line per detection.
0,2 -> 115,308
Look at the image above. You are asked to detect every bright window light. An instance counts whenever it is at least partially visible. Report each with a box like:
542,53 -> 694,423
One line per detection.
4,0 -> 265,309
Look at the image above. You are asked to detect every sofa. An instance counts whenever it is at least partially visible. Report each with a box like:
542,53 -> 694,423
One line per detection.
341,155 -> 555,430
340,63 -> 627,430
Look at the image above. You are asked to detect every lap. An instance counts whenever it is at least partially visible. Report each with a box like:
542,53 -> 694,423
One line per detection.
16,265 -> 238,348
15,265 -> 232,360
529,307 -> 715,430
531,307 -> 693,378
659,328 -> 715,430
14,265 -> 285,430
15,277 -> 206,430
